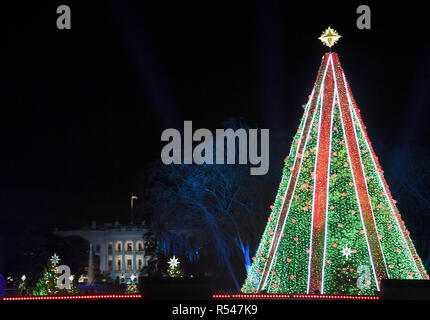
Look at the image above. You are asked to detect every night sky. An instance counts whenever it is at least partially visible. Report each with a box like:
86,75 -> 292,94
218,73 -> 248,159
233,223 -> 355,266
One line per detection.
1,1 -> 430,252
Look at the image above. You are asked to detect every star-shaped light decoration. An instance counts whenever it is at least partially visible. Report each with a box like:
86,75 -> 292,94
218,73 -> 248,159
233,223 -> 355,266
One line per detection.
130,274 -> 136,282
50,253 -> 61,266
340,246 -> 353,260
318,27 -> 341,48
168,256 -> 180,268
69,275 -> 74,281
21,274 -> 26,281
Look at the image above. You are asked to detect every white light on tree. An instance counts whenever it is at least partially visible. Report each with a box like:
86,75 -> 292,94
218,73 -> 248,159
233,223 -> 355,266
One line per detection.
168,256 -> 180,268
341,246 -> 353,260
50,253 -> 61,266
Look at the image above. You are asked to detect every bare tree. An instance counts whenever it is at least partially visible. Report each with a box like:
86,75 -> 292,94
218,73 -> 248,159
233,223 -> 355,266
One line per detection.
137,119 -> 275,289
139,161 -> 270,289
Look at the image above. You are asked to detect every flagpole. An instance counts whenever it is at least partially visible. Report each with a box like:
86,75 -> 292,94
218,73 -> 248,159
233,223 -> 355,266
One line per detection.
131,195 -> 133,225
130,195 -> 138,225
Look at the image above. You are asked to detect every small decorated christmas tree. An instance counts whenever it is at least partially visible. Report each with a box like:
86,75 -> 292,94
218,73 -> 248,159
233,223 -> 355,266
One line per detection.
125,275 -> 140,294
32,254 -> 61,296
165,256 -> 184,278
68,275 -> 79,294
32,253 -> 79,296
18,275 -> 30,296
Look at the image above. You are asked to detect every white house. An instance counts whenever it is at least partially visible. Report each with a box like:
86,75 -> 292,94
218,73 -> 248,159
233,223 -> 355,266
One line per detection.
55,220 -> 150,284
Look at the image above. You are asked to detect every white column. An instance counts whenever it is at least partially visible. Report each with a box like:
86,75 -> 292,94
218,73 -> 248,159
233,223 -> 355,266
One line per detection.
121,241 -> 125,273
103,243 -> 108,273
133,240 -> 137,273
112,241 -> 116,273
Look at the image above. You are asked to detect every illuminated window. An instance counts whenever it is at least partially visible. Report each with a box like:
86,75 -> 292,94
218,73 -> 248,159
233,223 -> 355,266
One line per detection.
127,243 -> 132,252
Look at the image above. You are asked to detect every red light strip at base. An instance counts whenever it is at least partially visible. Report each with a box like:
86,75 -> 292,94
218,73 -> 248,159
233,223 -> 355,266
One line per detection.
292,294 -> 379,300
2,294 -> 142,301
213,294 -> 379,300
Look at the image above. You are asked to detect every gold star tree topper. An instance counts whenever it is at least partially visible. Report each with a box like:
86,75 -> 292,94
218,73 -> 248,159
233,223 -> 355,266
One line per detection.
318,27 -> 341,48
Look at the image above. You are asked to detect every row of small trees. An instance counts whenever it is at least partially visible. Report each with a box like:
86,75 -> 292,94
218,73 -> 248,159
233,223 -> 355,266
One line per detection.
17,254 -> 140,296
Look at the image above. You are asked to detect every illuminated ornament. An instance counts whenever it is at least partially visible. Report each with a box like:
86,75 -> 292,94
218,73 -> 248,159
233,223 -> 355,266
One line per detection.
340,246 -> 353,260
130,274 -> 136,282
168,256 -> 180,268
50,253 -> 61,266
69,275 -> 74,281
21,274 -> 26,281
318,27 -> 341,48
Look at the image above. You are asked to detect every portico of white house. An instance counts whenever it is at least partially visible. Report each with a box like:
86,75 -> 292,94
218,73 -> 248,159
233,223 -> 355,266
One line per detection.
55,222 -> 150,284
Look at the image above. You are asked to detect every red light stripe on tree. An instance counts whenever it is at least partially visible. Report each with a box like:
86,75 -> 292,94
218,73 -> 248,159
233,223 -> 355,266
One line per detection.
308,54 -> 335,293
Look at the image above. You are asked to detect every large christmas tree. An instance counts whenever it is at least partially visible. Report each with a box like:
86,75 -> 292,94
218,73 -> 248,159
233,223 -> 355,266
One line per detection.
242,28 -> 428,295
